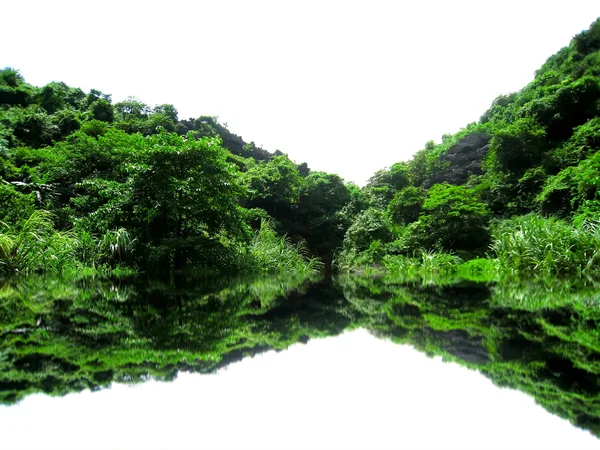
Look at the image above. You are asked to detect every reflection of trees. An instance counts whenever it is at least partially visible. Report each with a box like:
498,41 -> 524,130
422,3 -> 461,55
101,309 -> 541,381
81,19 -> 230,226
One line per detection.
3,273 -> 600,437
0,274 -> 351,404
336,275 -> 600,437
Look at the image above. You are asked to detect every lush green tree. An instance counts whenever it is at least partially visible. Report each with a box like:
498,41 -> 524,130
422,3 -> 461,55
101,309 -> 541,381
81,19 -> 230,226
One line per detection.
342,208 -> 392,254
85,88 -> 112,107
548,117 -> 600,171
130,133 -> 249,270
42,128 -> 140,208
574,19 -> 600,56
10,107 -> 60,148
113,97 -> 153,134
538,150 -> 600,217
153,104 -> 178,122
365,162 -> 411,207
0,68 -> 34,106
530,76 -> 600,141
412,183 -> 490,253
367,162 -> 411,191
244,155 -> 303,214
0,67 -> 24,88
387,186 -> 426,225
293,172 -> 352,261
489,117 -> 547,174
114,97 -> 150,120
89,99 -> 114,123
37,82 -> 85,114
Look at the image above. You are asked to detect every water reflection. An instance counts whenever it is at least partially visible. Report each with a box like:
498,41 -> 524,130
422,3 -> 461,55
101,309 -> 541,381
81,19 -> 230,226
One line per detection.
2,330 -> 598,450
337,275 -> 600,437
0,274 -> 351,404
1,273 -> 600,442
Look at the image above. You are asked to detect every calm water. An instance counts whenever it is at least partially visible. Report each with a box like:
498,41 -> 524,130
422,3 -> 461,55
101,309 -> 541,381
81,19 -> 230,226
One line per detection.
1,274 -> 600,449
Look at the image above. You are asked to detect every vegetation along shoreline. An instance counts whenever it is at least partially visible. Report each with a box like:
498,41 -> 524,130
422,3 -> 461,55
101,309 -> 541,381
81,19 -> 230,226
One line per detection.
1,19 -> 600,280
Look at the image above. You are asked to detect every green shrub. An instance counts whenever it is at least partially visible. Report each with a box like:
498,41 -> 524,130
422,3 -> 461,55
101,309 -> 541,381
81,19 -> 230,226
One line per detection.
342,208 -> 392,253
410,183 -> 491,253
457,258 -> 501,281
489,117 -> 547,173
538,150 -> 600,217
387,186 -> 426,225
0,183 -> 35,225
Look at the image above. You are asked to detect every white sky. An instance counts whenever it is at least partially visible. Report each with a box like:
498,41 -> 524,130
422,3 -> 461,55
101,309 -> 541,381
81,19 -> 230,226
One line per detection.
2,1 -> 600,185
1,329 -> 598,450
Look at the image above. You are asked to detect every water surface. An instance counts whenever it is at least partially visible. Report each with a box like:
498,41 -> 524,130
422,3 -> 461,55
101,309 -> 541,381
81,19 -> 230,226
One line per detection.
1,274 -> 599,449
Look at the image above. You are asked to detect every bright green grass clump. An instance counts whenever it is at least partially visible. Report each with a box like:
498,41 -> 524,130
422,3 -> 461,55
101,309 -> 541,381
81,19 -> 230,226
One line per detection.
382,251 -> 462,276
0,211 -> 79,274
0,211 -> 136,275
246,220 -> 323,276
491,214 -> 600,276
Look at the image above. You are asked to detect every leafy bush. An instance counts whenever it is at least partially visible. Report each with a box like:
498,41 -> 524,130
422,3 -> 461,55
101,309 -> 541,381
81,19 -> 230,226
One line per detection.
410,183 -> 491,253
489,117 -> 547,173
0,183 -> 35,224
538,150 -> 600,216
387,186 -> 426,225
548,118 -> 600,170
457,258 -> 501,280
342,208 -> 392,253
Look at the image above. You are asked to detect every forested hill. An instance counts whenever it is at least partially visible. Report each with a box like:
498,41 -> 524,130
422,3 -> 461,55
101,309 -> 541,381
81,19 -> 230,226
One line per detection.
0,70 -> 361,275
336,18 -> 600,278
2,18 -> 600,278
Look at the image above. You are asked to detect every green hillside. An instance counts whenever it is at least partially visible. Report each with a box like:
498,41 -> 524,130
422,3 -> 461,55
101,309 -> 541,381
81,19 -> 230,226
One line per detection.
2,18 -> 600,278
337,18 -> 600,278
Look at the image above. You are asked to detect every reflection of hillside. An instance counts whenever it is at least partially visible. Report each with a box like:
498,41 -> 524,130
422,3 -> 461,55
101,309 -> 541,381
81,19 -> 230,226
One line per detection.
337,275 -> 600,437
0,274 -> 353,405
2,274 -> 600,438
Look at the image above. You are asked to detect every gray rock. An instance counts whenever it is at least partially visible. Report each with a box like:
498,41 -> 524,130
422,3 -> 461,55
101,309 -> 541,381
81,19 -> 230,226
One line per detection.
425,132 -> 491,187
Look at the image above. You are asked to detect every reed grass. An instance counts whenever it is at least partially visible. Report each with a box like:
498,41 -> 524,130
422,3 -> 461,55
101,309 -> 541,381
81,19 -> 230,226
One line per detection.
0,211 -> 78,274
0,211 -> 136,275
491,214 -> 600,276
246,220 -> 323,276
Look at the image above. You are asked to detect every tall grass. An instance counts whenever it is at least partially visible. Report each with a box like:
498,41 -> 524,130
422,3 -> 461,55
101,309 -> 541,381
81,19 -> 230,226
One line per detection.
0,211 -> 135,275
491,214 -> 600,276
0,214 -> 313,276
381,250 -> 464,279
338,213 -> 600,279
246,220 -> 323,276
99,228 -> 134,263
0,211 -> 78,274
73,227 -> 135,271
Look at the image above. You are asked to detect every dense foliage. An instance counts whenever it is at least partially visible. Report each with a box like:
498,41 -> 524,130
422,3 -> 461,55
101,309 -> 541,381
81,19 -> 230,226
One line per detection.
0,70 -> 358,275
337,18 -> 600,277
3,19 -> 600,279
3,21 -> 600,443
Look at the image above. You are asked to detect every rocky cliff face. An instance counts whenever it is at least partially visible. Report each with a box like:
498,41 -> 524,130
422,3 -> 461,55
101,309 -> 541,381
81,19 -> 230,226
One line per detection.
425,132 -> 491,187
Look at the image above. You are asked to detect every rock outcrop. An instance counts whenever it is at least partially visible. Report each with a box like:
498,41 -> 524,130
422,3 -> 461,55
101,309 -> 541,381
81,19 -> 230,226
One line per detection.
425,132 -> 491,187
